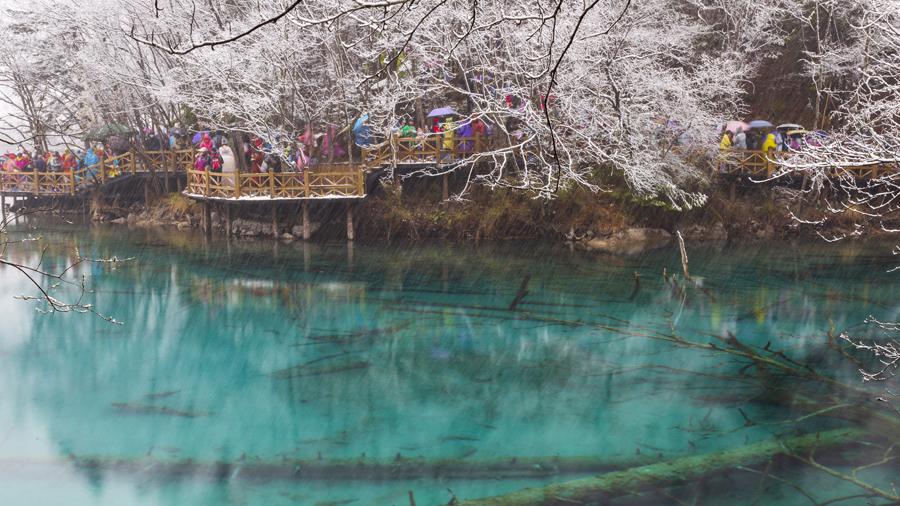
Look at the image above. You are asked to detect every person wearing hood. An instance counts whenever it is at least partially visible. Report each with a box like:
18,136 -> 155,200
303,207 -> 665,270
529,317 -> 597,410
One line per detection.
83,148 -> 99,169
219,140 -> 237,174
322,125 -> 346,158
199,134 -> 214,152
457,118 -> 473,151
733,126 -> 747,151
353,118 -> 373,148
471,115 -> 485,150
78,148 -> 97,181
442,118 -> 455,156
761,129 -> 777,152
719,131 -> 733,151
4,154 -> 15,187
295,145 -> 310,175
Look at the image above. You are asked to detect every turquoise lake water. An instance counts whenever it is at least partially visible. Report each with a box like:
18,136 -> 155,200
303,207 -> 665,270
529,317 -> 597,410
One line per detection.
0,218 -> 898,505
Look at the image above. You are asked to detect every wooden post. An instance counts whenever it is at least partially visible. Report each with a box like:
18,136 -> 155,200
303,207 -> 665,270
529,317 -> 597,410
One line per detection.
272,204 -> 279,239
765,147 -> 773,179
357,165 -> 365,196
303,167 -> 310,198
436,135 -> 442,168
225,204 -> 232,238
202,201 -> 211,237
302,202 -> 310,240
442,173 -> 449,210
100,158 -> 106,186
390,132 -> 398,168
346,202 -> 354,241
130,152 -> 136,175
33,167 -> 39,195
269,170 -> 276,198
70,170 -> 76,195
234,171 -> 242,199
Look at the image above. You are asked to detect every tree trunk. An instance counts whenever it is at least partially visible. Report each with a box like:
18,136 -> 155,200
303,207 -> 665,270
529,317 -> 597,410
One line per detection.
453,427 -> 864,506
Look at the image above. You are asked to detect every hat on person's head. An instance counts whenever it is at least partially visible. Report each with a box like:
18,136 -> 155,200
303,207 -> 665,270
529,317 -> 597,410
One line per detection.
198,147 -> 208,152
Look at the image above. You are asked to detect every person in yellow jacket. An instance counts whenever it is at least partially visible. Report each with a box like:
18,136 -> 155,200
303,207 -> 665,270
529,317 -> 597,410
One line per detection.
719,131 -> 733,150
442,118 -> 455,157
717,131 -> 733,173
761,130 -> 778,152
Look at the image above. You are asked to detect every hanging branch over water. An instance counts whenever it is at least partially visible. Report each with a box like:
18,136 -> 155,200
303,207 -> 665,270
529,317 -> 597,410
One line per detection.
1,208 -> 132,323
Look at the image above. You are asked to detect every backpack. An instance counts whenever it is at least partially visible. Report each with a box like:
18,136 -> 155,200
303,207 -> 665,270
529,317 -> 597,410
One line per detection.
211,154 -> 223,172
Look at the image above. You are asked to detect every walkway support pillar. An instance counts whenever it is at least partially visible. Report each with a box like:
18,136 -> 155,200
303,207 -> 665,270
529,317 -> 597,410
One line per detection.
144,180 -> 150,204
202,201 -> 211,237
272,204 -> 279,239
225,205 -> 232,238
346,203 -> 355,241
443,173 -> 449,210
302,203 -> 310,240
1,195 -> 5,224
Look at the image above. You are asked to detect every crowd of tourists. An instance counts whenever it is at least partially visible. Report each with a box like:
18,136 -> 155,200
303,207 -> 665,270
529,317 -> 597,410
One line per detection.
186,113 -> 496,177
2,115 -> 823,192
718,123 -> 822,153
1,147 -> 117,186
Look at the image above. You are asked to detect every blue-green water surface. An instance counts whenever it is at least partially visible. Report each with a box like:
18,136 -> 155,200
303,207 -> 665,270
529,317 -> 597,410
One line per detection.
0,219 -> 898,505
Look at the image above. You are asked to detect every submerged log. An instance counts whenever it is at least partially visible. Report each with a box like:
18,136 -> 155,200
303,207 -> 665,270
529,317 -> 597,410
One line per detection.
452,427 -> 865,506
269,360 -> 372,379
110,402 -> 213,418
44,453 -> 676,481
508,276 -> 531,310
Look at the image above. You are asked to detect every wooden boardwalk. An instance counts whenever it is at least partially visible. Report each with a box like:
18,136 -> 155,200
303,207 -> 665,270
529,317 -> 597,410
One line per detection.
3,141 -> 897,201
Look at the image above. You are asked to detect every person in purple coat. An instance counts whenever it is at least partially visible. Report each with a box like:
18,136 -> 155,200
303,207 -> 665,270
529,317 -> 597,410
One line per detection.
457,119 -> 473,151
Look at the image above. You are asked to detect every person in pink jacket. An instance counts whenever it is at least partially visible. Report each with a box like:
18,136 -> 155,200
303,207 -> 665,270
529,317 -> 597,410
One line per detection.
322,125 -> 346,158
199,134 -> 214,152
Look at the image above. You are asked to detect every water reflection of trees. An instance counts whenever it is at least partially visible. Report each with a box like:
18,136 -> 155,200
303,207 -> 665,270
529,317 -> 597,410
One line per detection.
8,230 -> 900,505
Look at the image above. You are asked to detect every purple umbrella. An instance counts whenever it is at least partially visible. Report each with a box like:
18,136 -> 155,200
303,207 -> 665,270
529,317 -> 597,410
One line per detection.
427,107 -> 458,118
191,130 -> 209,144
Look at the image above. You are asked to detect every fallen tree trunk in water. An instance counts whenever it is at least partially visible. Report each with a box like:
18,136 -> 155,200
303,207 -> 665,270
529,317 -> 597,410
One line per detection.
451,427 -> 866,506
42,453 -> 674,481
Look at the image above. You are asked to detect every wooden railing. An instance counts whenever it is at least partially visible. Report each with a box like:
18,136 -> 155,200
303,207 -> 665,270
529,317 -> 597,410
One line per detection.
184,166 -> 366,200
693,146 -> 900,179
0,149 -> 196,196
363,134 -> 492,167
5,144 -> 900,199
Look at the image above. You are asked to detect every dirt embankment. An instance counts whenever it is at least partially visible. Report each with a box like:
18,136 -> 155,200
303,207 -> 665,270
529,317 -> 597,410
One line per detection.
77,173 -> 878,252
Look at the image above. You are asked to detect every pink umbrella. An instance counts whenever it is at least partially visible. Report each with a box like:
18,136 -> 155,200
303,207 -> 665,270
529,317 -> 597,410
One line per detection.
725,121 -> 751,133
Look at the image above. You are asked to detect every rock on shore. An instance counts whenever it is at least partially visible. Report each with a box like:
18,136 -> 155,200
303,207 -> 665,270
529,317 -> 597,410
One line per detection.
579,228 -> 674,255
